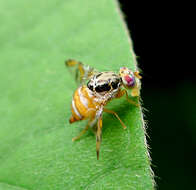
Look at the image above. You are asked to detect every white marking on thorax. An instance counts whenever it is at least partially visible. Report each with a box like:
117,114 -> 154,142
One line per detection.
72,99 -> 82,119
78,87 -> 88,108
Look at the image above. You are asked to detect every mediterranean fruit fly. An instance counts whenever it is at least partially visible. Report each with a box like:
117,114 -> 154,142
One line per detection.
65,59 -> 142,160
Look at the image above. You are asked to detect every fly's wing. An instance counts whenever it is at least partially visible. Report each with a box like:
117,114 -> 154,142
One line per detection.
65,59 -> 96,85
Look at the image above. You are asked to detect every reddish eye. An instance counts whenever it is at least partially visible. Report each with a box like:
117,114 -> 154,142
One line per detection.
124,75 -> 135,87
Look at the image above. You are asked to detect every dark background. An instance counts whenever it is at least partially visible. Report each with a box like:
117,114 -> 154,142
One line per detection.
119,1 -> 196,189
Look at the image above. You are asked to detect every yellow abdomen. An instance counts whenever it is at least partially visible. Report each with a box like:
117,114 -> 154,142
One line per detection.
69,86 -> 99,123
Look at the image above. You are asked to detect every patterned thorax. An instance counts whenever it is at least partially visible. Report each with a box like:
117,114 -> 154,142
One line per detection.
87,71 -> 121,93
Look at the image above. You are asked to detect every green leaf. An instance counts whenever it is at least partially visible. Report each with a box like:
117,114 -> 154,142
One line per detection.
0,0 -> 154,189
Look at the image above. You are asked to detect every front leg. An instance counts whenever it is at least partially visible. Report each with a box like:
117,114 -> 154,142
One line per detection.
116,89 -> 139,107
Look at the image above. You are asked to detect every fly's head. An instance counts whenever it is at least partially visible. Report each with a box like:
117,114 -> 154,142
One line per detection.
119,67 -> 142,97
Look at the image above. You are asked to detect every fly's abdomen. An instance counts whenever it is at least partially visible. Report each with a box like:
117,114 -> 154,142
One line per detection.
69,86 -> 97,123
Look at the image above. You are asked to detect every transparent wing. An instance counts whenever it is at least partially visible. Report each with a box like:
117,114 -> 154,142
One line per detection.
65,59 -> 96,85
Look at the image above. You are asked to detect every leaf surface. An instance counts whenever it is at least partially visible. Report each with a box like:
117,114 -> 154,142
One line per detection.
0,0 -> 154,189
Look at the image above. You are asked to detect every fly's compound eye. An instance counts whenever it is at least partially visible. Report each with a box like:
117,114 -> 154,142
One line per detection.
123,74 -> 135,87
119,67 -> 136,88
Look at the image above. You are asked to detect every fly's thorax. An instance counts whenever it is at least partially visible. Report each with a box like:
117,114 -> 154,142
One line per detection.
87,71 -> 121,95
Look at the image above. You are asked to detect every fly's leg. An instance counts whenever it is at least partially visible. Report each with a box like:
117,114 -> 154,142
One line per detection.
96,116 -> 103,160
116,89 -> 139,107
72,121 -> 90,141
103,108 -> 127,129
